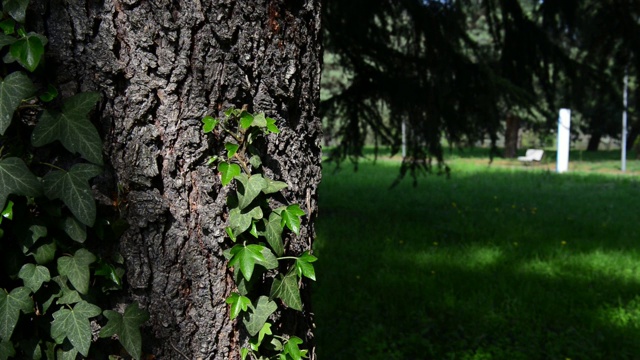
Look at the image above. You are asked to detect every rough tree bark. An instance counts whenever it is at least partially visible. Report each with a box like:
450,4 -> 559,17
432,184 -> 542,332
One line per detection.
32,1 -> 322,358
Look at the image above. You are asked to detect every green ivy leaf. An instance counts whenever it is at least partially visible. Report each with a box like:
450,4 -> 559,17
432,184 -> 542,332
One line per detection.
18,263 -> 51,293
242,296 -> 277,337
201,115 -> 218,133
240,112 -> 254,129
55,346 -> 78,360
32,92 -> 103,165
57,249 -> 96,295
51,300 -> 101,357
228,206 -> 263,237
225,142 -> 239,158
94,262 -> 122,288
266,117 -> 280,134
1,200 -> 13,220
99,302 -> 149,360
0,19 -> 15,35
249,155 -> 262,168
280,204 -> 305,236
250,322 -> 273,351
225,292 -> 251,320
218,162 -> 241,186
52,276 -> 82,305
29,241 -> 56,265
235,174 -> 268,210
2,0 -> 29,23
257,246 -> 279,270
228,244 -> 266,281
252,113 -> 267,128
270,272 -> 302,311
0,34 -> 15,50
295,251 -> 317,281
0,71 -> 36,135
62,216 -> 87,243
10,33 -> 44,72
264,212 -> 284,256
262,178 -> 288,195
43,163 -> 102,226
0,340 -> 15,360
283,336 -> 306,360
0,286 -> 33,340
39,84 -> 58,102
0,157 -> 41,210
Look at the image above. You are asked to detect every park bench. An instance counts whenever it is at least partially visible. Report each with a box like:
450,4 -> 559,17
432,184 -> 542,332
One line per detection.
517,149 -> 544,164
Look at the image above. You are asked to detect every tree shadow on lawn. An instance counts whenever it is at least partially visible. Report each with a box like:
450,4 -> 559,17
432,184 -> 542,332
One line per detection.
313,168 -> 640,359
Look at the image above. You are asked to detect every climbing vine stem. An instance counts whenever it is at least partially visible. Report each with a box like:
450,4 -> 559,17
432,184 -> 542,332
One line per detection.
202,108 -> 316,360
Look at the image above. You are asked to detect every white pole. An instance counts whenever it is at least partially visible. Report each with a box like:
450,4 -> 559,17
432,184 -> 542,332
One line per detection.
402,120 -> 406,159
622,68 -> 628,172
557,108 -> 571,173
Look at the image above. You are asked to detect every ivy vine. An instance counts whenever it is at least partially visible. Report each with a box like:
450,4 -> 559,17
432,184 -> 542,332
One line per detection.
203,108 -> 316,360
0,1 -> 147,359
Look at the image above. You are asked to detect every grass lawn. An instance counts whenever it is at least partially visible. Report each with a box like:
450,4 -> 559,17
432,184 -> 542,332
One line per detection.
313,149 -> 640,359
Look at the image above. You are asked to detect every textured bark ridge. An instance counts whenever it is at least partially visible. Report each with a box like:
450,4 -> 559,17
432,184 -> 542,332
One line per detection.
35,1 -> 321,358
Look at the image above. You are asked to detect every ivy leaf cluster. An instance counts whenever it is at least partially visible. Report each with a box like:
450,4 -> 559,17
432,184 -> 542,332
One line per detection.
202,108 -> 315,360
0,1 -> 148,359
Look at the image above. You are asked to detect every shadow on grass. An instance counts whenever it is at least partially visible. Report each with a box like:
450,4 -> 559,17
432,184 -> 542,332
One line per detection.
313,163 -> 640,359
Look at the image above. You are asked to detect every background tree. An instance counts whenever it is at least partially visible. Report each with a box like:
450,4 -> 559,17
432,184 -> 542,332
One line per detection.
29,1 -> 322,358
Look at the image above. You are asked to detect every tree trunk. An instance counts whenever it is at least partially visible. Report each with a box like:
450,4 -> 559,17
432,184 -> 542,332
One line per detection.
503,113 -> 519,158
33,1 -> 322,358
586,132 -> 602,151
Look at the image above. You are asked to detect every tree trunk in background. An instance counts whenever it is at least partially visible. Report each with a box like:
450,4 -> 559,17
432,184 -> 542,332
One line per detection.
503,113 -> 519,158
32,1 -> 322,358
586,132 -> 602,151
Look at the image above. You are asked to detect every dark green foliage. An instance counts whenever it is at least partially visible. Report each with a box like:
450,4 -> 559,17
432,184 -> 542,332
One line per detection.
0,1 -> 148,358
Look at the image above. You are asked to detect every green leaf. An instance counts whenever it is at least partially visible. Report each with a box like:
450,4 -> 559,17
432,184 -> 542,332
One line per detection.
235,174 -> 268,210
284,336 -> 306,360
266,117 -> 280,134
240,347 -> 249,360
228,244 -> 266,281
228,206 -> 263,237
2,0 -> 29,23
225,142 -> 239,158
225,226 -> 236,242
225,292 -> 251,320
39,84 -> 58,102
257,246 -> 279,270
249,155 -> 262,169
0,287 -> 33,340
0,157 -> 41,212
0,340 -> 15,360
55,346 -> 78,360
51,300 -> 101,357
94,262 -> 123,288
99,302 -> 148,360
62,216 -> 87,243
240,112 -> 254,129
0,34 -> 15,50
281,204 -> 305,236
43,163 -> 102,226
0,71 -> 36,135
250,322 -> 273,351
10,33 -> 44,72
262,178 -> 288,195
18,263 -> 51,293
57,249 -> 96,295
1,200 -> 13,220
270,272 -> 303,311
242,296 -> 277,337
30,241 -> 56,265
0,20 -> 14,36
218,162 -> 241,186
264,212 -> 284,256
32,92 -> 103,165
252,113 -> 267,128
201,115 -> 218,133
295,251 -> 317,281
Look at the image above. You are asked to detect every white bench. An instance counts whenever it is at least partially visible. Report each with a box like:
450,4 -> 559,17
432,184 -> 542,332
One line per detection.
517,149 -> 544,163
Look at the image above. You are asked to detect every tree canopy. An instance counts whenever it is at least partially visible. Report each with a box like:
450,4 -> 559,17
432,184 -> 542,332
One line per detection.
321,0 -> 639,173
